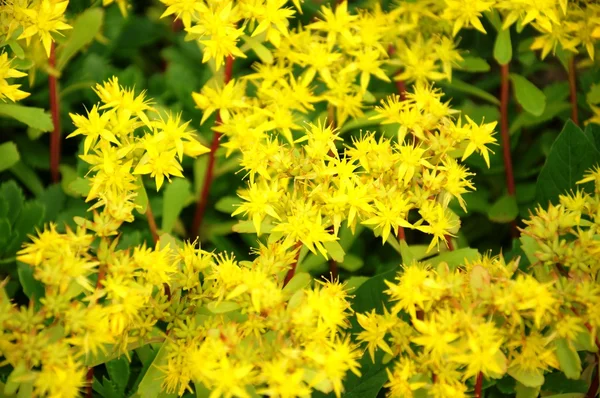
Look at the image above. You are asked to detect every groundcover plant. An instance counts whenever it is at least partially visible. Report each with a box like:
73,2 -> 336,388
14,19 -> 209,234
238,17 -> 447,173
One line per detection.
0,0 -> 600,397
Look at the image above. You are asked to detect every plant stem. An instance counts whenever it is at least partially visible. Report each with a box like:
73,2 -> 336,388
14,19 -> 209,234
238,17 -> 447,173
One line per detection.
49,43 -> 62,183
283,241 -> 303,286
445,236 -> 455,251
500,63 -> 518,238
146,202 -> 160,244
588,360 -> 599,398
190,55 -> 234,239
568,56 -> 579,126
475,372 -> 483,398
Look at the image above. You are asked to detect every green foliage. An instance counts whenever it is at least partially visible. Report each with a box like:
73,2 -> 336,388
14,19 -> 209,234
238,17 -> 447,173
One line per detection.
536,121 -> 600,205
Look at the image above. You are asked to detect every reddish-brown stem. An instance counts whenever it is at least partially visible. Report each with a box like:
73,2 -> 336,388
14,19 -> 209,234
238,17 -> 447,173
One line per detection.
395,79 -> 406,101
568,56 -> 579,126
283,242 -> 303,286
445,236 -> 455,251
475,372 -> 483,398
49,43 -> 61,183
146,203 -> 160,244
190,56 -> 234,239
588,360 -> 599,398
500,63 -> 518,239
397,226 -> 406,241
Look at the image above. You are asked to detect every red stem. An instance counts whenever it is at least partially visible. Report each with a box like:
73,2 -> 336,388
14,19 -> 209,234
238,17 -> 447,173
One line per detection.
283,242 -> 303,286
500,63 -> 518,239
568,56 -> 579,126
588,360 -> 599,398
445,235 -> 455,251
146,202 -> 159,244
475,372 -> 483,398
49,43 -> 61,183
190,56 -> 234,239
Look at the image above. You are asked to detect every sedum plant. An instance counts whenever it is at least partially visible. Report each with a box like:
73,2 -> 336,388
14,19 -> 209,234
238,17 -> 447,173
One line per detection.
1,0 -> 600,397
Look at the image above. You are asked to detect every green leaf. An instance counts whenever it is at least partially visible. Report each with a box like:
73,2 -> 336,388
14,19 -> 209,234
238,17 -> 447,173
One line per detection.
555,338 -> 582,380
515,382 -> 541,398
508,366 -> 545,388
323,240 -> 345,262
136,343 -> 177,398
0,181 -> 24,225
351,269 -> 396,315
586,84 -> 600,105
536,121 -> 600,206
543,372 -> 589,394
342,369 -> 388,398
68,177 -> 91,197
0,218 -> 11,250
425,248 -> 480,269
494,28 -> 512,65
214,196 -> 240,214
17,261 -> 45,303
57,8 -> 104,71
339,254 -> 364,272
241,35 -> 274,64
439,79 -> 500,106
0,142 -> 20,172
10,161 -> 44,196
0,104 -> 53,132
162,178 -> 191,233
106,357 -> 130,395
488,194 -> 519,223
134,176 -> 148,214
457,56 -> 491,72
6,201 -> 45,254
206,301 -> 240,314
510,74 -> 546,116
281,272 -> 312,296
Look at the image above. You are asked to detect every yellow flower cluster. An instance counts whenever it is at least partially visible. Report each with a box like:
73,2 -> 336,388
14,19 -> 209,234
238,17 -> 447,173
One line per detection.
0,51 -> 29,102
357,253 -> 599,397
161,242 -> 360,397
0,0 -> 72,57
2,226 -> 359,397
523,165 -> 600,280
179,0 -> 498,259
67,77 -> 209,236
221,82 -> 497,256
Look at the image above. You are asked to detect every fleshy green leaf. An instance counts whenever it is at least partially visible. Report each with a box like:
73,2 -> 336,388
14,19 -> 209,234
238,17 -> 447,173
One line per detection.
515,382 -> 541,398
57,8 -> 105,71
281,272 -> 312,296
0,142 -> 20,172
425,248 -> 480,269
488,194 -> 519,223
555,338 -> 582,380
508,366 -> 545,387
10,161 -> 44,197
494,28 -> 512,65
323,240 -> 345,262
206,301 -> 241,314
106,357 -> 130,395
510,74 -> 546,117
439,79 -> 500,106
536,121 -> 600,206
0,104 -> 53,132
162,178 -> 191,234
135,176 -> 148,214
136,343 -> 177,398
458,56 -> 491,72
17,261 -> 45,304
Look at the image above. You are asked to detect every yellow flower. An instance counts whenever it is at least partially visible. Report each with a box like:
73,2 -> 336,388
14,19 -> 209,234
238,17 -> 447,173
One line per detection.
19,0 -> 72,57
0,52 -> 29,102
